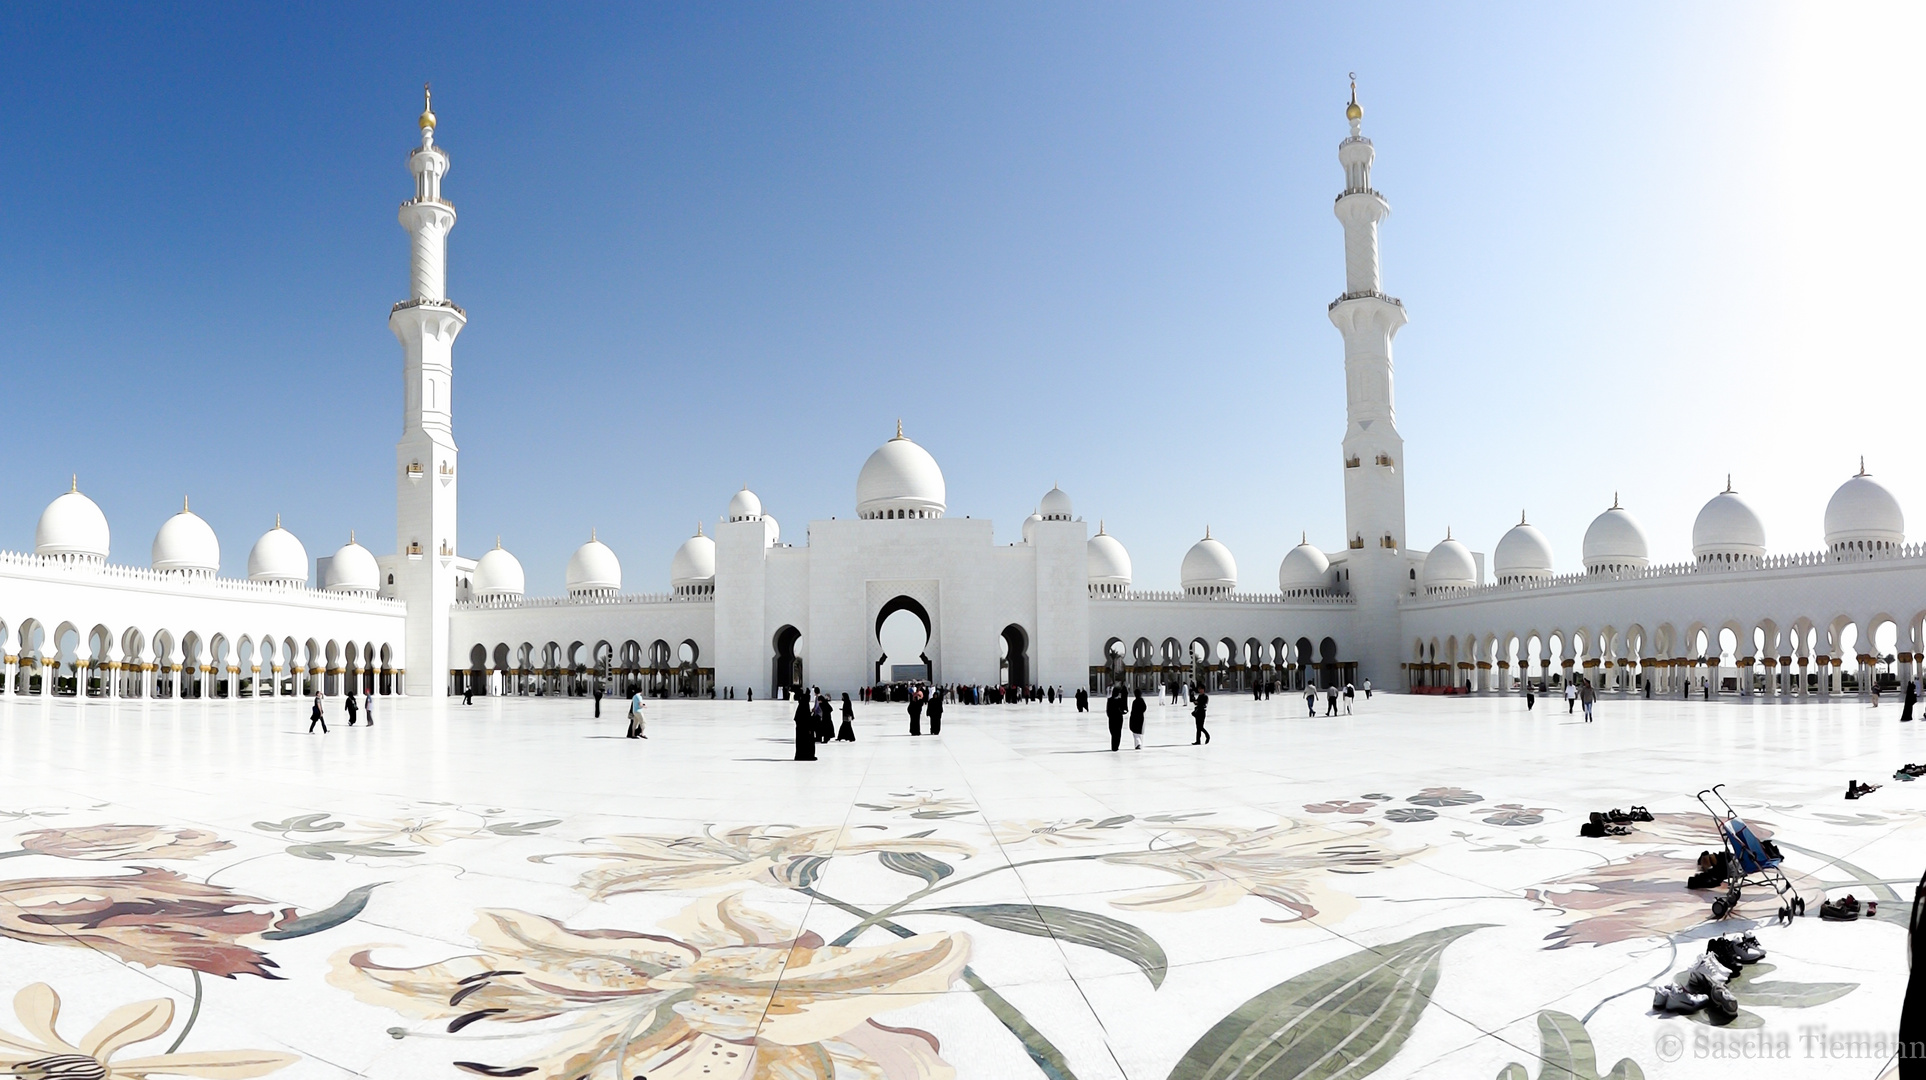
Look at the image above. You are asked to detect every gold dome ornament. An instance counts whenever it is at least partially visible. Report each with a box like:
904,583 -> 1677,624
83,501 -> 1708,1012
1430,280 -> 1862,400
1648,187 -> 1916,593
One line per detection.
418,83 -> 436,131
1346,73 -> 1362,122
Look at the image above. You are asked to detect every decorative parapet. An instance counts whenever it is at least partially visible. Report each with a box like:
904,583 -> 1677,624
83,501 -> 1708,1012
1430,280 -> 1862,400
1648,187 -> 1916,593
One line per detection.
454,592 -> 712,611
1405,541 -> 1926,605
1091,589 -> 1354,606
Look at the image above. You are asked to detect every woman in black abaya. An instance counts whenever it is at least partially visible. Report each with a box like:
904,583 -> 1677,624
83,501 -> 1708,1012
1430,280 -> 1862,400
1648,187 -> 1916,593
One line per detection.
793,691 -> 817,760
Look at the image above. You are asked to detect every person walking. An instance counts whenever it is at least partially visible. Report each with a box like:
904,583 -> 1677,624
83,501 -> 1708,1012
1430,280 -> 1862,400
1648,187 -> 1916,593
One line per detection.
793,692 -> 816,761
1579,677 -> 1597,722
364,690 -> 374,728
814,691 -> 834,743
1324,684 -> 1339,717
593,681 -> 603,718
1526,685 -> 1536,710
462,679 -> 473,705
1903,678 -> 1917,723
1305,683 -> 1318,718
1191,689 -> 1211,745
627,692 -> 647,739
1106,686 -> 1126,751
309,691 -> 328,734
908,689 -> 924,736
1565,680 -> 1578,714
928,687 -> 944,735
1343,683 -> 1355,715
1129,688 -> 1147,749
344,691 -> 359,727
1364,678 -> 1372,700
838,692 -> 857,741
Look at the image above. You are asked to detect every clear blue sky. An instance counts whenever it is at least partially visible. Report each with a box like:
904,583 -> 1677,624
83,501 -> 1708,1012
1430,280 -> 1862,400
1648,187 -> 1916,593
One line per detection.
0,4 -> 1913,591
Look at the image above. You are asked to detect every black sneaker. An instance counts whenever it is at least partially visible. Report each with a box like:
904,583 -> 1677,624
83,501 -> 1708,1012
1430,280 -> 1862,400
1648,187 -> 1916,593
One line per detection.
1705,938 -> 1744,977
1687,867 -> 1724,890
1607,808 -> 1632,824
1630,805 -> 1654,822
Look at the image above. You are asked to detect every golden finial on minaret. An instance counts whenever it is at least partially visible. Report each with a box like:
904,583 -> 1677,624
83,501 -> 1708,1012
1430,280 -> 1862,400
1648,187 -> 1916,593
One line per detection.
1346,72 -> 1362,122
894,418 -> 904,440
183,495 -> 190,513
69,474 -> 76,493
495,535 -> 502,549
275,513 -> 282,529
419,83 -> 436,131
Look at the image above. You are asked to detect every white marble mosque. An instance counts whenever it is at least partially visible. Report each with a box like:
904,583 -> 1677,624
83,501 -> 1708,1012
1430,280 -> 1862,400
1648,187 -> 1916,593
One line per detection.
0,83 -> 1918,1080
0,83 -> 1920,713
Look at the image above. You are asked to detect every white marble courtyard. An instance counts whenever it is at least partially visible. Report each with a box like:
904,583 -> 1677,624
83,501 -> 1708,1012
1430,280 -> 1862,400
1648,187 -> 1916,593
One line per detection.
0,690 -> 1915,1079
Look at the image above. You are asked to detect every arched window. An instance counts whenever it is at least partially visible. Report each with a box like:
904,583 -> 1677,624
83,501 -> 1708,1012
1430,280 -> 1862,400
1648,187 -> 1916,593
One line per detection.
387,573 -> 394,584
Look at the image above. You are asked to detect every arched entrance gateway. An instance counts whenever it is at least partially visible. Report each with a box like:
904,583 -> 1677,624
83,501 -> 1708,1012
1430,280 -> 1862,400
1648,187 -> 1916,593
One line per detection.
875,596 -> 933,684
771,626 -> 801,696
1001,624 -> 1029,687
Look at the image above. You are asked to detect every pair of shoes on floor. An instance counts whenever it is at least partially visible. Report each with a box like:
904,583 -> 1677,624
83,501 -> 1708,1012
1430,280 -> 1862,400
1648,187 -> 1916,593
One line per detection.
1820,893 -> 1861,921
1628,805 -> 1654,822
1845,780 -> 1881,800
1585,812 -> 1632,836
1681,954 -> 1739,1018
1894,763 -> 1926,781
1705,933 -> 1764,975
1686,866 -> 1726,890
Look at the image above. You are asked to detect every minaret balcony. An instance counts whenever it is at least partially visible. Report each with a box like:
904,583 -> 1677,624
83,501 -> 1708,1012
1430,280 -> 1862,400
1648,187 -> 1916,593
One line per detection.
391,297 -> 467,317
1327,290 -> 1404,312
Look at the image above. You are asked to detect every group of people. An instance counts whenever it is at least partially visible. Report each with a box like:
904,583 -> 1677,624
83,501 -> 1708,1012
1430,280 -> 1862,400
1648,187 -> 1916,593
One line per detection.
793,687 -> 857,760
1293,682 -> 1359,717
307,689 -> 374,733
1100,685 -> 1210,749
861,683 -> 1060,706
1522,676 -> 1600,720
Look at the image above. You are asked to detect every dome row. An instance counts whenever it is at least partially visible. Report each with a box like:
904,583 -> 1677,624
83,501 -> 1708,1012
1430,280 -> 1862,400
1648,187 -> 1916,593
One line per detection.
1427,465 -> 1905,592
32,484 -> 384,593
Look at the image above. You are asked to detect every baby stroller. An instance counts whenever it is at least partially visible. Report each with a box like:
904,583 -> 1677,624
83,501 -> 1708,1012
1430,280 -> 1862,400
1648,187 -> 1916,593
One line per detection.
1696,784 -> 1804,923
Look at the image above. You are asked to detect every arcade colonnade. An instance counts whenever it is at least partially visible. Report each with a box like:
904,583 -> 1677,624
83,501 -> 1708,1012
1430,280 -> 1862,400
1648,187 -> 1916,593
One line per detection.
1401,557 -> 1926,701
0,560 -> 407,702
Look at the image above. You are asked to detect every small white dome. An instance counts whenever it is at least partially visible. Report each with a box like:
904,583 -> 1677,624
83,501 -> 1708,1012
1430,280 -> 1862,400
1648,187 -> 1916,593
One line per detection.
324,536 -> 379,595
1180,529 -> 1237,595
856,424 -> 946,519
152,502 -> 220,575
247,520 -> 308,584
1692,479 -> 1766,563
762,515 -> 781,547
1825,463 -> 1903,551
670,525 -> 716,593
1493,514 -> 1554,583
1021,512 -> 1042,545
727,487 -> 763,522
566,533 -> 622,595
1421,533 -> 1477,594
1087,522 -> 1132,592
1277,537 -> 1331,594
1582,498 -> 1649,573
1039,485 -> 1073,521
473,542 -> 525,599
36,485 -> 109,561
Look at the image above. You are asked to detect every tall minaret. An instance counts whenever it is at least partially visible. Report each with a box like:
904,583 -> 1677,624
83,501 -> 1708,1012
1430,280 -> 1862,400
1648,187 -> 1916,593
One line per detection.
1327,77 -> 1409,686
391,85 -> 465,696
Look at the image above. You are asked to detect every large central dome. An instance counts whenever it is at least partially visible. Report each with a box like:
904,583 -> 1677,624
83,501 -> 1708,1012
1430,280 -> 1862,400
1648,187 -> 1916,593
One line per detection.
857,423 -> 946,520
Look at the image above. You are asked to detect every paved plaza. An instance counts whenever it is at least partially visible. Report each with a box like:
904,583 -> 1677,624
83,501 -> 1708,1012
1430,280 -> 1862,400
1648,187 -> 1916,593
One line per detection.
0,691 -> 1915,1079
